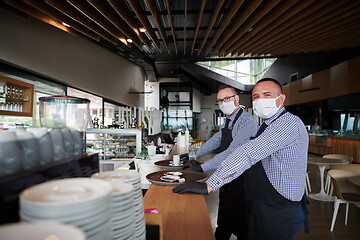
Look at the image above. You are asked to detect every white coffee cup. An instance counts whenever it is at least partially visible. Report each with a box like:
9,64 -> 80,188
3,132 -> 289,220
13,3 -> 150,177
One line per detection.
173,155 -> 180,166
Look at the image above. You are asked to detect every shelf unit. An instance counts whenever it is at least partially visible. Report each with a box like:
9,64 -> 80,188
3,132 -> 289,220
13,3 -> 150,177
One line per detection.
0,75 -> 34,117
86,129 -> 142,171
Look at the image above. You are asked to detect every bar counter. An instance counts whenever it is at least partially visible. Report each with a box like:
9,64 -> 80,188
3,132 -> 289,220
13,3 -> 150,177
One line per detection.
143,144 -> 214,240
143,184 -> 214,240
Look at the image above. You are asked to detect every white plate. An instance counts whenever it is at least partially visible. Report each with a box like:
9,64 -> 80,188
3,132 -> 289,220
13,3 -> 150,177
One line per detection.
164,171 -> 183,176
0,222 -> 86,240
92,170 -> 141,183
20,195 -> 111,217
160,176 -> 180,182
20,178 -> 112,206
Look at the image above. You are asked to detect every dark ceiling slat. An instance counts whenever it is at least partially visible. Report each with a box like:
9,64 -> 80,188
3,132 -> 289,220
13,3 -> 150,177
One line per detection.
219,0 -> 283,56
191,0 -> 206,55
274,14 -> 360,54
257,18 -> 360,55
125,0 -> 161,52
225,0 -> 300,55
107,0 -> 153,51
45,0 -> 118,45
232,0 -> 309,55
273,18 -> 360,55
243,1 -> 343,56
3,0 -> 359,62
165,0 -> 177,54
144,0 -> 170,54
278,25 -> 360,55
251,1 -> 359,56
66,0 -> 127,42
314,34 -> 360,53
22,0 -> 102,42
184,0 -> 187,55
234,0 -> 318,55
210,0 -> 263,55
203,0 -> 245,55
197,0 -> 225,53
86,0 -> 143,49
4,0 -> 79,36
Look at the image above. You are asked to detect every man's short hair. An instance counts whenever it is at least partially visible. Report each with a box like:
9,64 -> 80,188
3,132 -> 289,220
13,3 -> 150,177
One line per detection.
254,78 -> 283,93
217,85 -> 238,95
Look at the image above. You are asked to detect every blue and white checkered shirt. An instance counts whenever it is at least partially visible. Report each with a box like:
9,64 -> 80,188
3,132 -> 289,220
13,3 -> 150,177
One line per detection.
206,108 -> 309,201
196,108 -> 258,172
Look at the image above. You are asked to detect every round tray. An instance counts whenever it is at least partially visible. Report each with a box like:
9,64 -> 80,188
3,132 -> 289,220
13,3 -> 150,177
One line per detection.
146,170 -> 207,186
154,160 -> 189,169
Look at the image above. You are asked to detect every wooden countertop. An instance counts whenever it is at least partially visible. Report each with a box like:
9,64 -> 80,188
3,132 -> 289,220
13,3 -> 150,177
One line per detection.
143,184 -> 215,240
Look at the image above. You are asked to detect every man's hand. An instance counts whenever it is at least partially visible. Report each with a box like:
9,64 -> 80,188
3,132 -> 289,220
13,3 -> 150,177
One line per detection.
182,160 -> 203,172
172,182 -> 208,195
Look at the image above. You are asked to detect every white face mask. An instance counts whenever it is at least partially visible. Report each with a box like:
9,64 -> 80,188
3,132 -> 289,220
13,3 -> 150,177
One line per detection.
219,100 -> 238,115
252,95 -> 282,119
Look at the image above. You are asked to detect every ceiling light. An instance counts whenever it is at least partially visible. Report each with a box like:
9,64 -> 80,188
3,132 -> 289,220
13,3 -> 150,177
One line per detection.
139,27 -> 146,33
62,22 -> 70,27
127,38 -> 133,43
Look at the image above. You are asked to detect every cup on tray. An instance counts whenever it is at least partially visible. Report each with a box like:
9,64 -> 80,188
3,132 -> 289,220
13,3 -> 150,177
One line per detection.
173,155 -> 180,166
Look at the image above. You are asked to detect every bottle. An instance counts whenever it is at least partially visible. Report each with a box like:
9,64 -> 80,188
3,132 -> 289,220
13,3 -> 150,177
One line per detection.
157,137 -> 162,146
185,128 -> 190,145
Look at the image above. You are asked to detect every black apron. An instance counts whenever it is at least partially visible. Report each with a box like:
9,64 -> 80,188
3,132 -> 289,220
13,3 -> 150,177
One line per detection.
238,110 -> 309,240
214,109 -> 244,240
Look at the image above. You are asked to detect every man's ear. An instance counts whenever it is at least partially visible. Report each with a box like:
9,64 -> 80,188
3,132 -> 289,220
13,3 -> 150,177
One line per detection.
279,94 -> 286,107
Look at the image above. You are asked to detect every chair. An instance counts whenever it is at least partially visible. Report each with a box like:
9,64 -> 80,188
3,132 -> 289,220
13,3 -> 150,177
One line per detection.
327,169 -> 360,231
323,154 -> 353,194
305,172 -> 312,196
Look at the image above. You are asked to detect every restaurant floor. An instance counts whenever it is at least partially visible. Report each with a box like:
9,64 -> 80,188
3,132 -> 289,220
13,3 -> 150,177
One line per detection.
204,155 -> 360,240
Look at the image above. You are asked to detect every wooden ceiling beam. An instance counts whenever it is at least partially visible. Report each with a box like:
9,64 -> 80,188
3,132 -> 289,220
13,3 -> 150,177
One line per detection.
251,1 -> 359,55
225,0 -> 300,55
87,0 -> 143,49
198,0 -> 225,53
203,0 -> 244,55
210,0 -> 263,55
165,0 -> 178,54
191,0 -> 206,55
145,0 -> 170,54
125,0 -> 161,52
243,1 -> 347,56
45,0 -> 119,45
4,0 -> 78,36
277,27 -> 360,55
232,0 -> 314,55
23,0 -> 102,43
65,0 -> 128,44
275,17 -> 360,54
184,0 -> 187,55
273,18 -> 360,55
107,0 -> 153,51
219,0 -> 282,56
256,17 -> 359,55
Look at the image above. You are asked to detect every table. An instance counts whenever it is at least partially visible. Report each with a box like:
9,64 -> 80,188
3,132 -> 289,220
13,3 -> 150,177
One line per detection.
308,156 -> 350,201
348,176 -> 360,187
143,184 -> 215,240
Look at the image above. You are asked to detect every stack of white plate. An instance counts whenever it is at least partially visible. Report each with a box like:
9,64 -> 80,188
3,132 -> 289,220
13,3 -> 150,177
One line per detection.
92,170 -> 146,240
106,180 -> 136,240
19,178 -> 113,240
0,222 -> 86,240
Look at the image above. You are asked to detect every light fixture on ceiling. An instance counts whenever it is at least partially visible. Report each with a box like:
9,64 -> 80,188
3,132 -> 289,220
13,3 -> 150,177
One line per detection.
62,22 -> 71,27
139,27 -> 146,33
127,38 -> 133,43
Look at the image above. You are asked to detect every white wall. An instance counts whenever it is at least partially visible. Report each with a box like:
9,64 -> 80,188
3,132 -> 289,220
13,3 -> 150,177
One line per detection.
0,8 -> 145,107
144,81 -> 159,109
192,88 -> 201,113
198,93 -> 254,140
